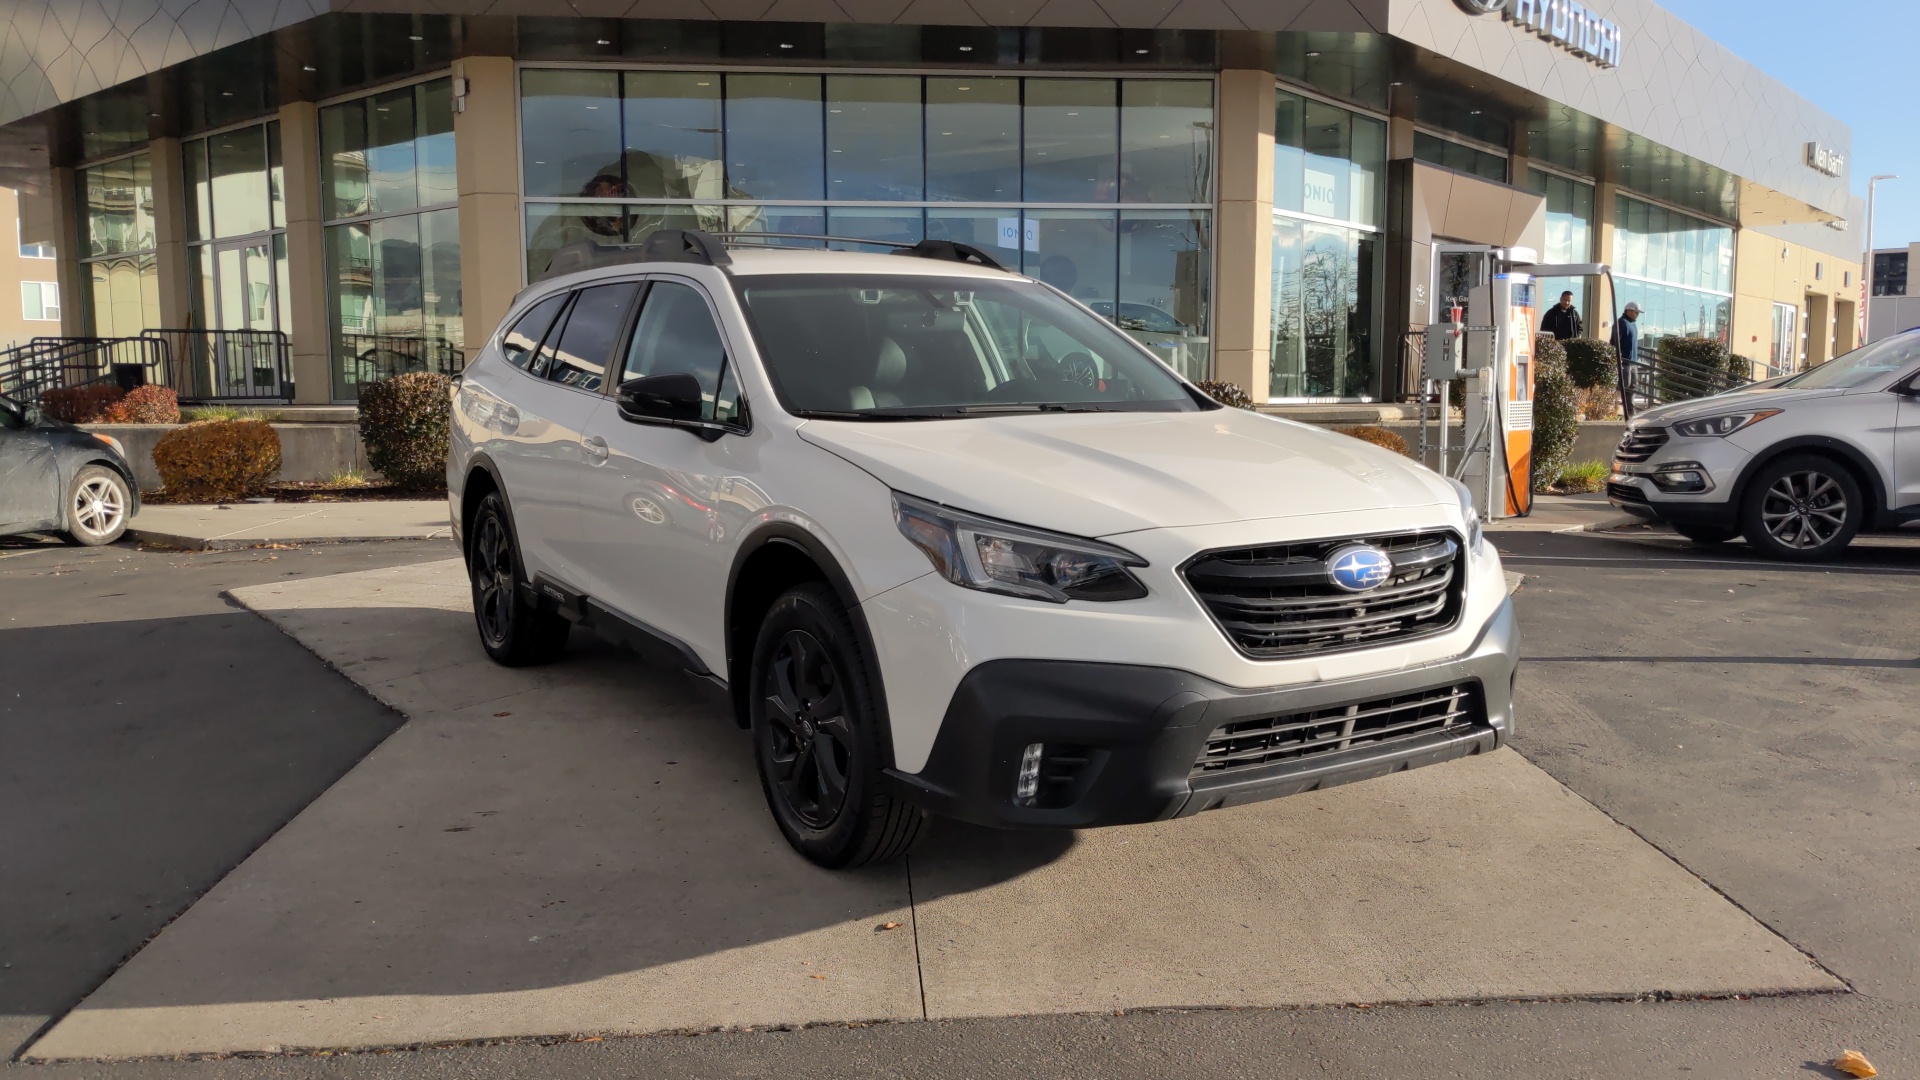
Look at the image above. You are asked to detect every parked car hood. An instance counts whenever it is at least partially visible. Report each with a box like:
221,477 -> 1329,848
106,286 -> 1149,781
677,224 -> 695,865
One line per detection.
797,407 -> 1454,538
1634,384 -> 1847,426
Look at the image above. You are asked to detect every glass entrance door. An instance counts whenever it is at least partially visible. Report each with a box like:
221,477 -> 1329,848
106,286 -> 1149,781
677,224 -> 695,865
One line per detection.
213,239 -> 277,332
203,238 -> 285,397
1770,302 -> 1797,375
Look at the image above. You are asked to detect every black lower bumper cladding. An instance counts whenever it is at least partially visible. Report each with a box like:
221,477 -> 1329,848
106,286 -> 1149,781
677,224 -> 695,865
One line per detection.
888,598 -> 1519,829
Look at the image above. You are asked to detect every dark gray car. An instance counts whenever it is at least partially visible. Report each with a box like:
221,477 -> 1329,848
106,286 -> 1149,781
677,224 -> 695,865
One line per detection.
0,391 -> 140,545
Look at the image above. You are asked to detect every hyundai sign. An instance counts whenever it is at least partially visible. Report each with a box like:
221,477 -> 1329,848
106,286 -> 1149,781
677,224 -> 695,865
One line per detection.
1454,0 -> 1624,69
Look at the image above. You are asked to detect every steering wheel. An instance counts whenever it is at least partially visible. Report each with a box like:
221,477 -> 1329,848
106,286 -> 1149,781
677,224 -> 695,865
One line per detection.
1058,351 -> 1099,389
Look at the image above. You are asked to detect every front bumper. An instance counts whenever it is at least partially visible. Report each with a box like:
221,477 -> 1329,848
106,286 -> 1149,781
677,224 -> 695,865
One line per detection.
887,597 -> 1518,829
1607,430 -> 1751,525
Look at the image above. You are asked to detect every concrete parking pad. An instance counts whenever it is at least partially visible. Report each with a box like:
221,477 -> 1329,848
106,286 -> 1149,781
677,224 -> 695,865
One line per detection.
127,501 -> 451,550
25,560 -> 1839,1060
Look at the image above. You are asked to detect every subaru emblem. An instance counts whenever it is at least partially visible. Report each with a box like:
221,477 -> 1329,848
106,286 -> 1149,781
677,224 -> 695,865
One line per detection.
1326,544 -> 1393,593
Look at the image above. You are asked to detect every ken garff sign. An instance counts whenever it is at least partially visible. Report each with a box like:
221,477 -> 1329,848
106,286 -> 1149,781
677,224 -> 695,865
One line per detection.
1454,0 -> 1624,68
1805,143 -> 1845,178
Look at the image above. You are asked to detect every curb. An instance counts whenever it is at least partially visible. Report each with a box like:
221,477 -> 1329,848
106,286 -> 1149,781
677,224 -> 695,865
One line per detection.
129,529 -> 451,552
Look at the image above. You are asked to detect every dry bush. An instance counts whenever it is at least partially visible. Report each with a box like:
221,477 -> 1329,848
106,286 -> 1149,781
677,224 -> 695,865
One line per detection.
40,384 -> 125,423
1333,425 -> 1411,456
152,419 -> 282,502
99,385 -> 180,424
358,372 -> 452,490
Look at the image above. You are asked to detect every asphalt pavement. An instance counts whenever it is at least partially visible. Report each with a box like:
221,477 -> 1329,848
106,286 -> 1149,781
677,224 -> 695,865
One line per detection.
3,526 -> 1917,1077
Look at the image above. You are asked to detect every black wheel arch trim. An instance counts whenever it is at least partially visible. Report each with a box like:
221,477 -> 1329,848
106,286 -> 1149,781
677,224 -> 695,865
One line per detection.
724,522 -> 895,759
1729,435 -> 1891,528
458,452 -> 511,555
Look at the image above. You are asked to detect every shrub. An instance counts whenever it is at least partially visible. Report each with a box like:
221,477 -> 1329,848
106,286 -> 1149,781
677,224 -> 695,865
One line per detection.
358,372 -> 453,491
1562,338 -> 1617,390
152,419 -> 282,502
99,385 -> 180,424
1333,425 -> 1410,456
1531,334 -> 1579,493
1655,335 -> 1742,401
1728,352 -> 1757,384
1194,380 -> 1254,410
1554,460 -> 1608,494
1573,385 -> 1621,421
40,383 -> 125,424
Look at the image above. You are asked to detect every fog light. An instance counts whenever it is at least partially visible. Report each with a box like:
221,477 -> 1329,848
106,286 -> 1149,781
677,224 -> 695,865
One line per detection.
1650,462 -> 1710,493
1014,743 -> 1044,806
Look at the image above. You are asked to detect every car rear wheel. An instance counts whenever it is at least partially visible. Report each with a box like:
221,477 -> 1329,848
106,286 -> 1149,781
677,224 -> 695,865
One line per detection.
1738,455 -> 1863,561
467,492 -> 570,666
750,582 -> 928,868
61,466 -> 130,546
1672,523 -> 1737,546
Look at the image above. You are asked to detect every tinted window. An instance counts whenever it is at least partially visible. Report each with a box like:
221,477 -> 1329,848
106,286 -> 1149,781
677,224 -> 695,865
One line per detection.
734,274 -> 1199,418
545,283 -> 640,391
501,292 -> 568,370
623,281 -> 730,420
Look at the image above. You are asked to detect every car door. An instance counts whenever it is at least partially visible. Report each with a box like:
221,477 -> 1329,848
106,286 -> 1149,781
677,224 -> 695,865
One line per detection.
1895,367 -> 1920,509
0,403 -> 61,531
489,281 -> 639,588
575,277 -> 751,667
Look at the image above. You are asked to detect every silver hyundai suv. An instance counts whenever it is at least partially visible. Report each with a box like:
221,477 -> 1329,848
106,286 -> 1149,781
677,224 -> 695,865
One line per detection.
1608,329 -> 1920,560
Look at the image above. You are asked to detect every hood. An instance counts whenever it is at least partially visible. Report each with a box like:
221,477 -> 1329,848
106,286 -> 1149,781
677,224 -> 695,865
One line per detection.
1634,383 -> 1844,426
797,407 -> 1454,538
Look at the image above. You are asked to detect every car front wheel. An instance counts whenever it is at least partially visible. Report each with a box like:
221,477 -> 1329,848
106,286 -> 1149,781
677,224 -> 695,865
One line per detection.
467,492 -> 570,665
1738,455 -> 1864,561
62,465 -> 130,546
750,582 -> 928,868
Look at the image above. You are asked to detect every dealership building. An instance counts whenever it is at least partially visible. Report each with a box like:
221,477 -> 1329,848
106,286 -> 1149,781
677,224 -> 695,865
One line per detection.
0,0 -> 1865,409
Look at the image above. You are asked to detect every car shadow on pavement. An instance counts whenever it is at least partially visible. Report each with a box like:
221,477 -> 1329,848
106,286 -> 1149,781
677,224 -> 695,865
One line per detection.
23,601 -> 1076,1030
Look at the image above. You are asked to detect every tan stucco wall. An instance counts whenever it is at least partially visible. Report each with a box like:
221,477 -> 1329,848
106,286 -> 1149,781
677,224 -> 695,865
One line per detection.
1733,230 -> 1859,375
0,187 -> 65,348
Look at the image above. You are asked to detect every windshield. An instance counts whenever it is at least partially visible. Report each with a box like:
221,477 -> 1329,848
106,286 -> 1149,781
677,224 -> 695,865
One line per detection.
1779,332 -> 1920,390
733,274 -> 1203,419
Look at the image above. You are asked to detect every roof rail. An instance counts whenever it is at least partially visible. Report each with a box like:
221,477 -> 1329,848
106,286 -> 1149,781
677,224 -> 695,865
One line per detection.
891,239 -> 1006,272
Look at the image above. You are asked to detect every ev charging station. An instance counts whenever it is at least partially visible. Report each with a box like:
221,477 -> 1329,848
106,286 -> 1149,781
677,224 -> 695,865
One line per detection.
1421,252 -> 1615,522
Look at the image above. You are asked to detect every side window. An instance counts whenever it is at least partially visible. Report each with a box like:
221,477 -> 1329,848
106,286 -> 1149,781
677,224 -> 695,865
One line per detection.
622,281 -> 730,419
543,282 -> 639,392
501,292 -> 568,371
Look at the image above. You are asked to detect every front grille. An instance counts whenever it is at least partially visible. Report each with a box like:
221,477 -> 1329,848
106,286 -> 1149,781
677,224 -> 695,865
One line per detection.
1192,682 -> 1483,777
1614,426 -> 1669,464
1183,531 -> 1464,659
1606,480 -> 1648,504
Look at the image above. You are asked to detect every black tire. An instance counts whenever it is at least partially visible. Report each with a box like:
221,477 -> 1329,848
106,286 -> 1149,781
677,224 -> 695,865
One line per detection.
1738,454 -> 1864,562
1672,523 -> 1737,546
467,491 -> 570,666
61,465 -> 130,546
749,582 -> 928,868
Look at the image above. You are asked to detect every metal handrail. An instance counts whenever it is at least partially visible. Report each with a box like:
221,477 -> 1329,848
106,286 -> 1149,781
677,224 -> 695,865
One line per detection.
140,329 -> 293,402
339,332 -> 464,388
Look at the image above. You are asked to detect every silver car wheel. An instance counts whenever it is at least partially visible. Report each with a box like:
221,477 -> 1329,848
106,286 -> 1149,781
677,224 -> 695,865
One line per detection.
72,474 -> 127,538
1758,470 -> 1847,550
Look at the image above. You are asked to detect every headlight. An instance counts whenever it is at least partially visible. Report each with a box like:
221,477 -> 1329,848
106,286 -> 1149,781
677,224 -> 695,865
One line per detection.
1672,409 -> 1780,437
1447,477 -> 1484,551
892,492 -> 1148,603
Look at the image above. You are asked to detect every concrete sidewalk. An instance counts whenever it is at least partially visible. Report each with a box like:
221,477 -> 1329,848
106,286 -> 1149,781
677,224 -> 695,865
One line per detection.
127,500 -> 451,549
1486,492 -> 1634,534
22,560 -> 1838,1061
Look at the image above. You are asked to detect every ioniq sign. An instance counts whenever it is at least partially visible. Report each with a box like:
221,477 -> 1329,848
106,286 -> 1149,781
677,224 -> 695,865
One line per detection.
1454,0 -> 1624,68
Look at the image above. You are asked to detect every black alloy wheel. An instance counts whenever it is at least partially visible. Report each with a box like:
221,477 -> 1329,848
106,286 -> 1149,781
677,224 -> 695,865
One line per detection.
467,492 -> 570,665
1738,455 -> 1864,562
763,628 -> 855,829
749,582 -> 928,868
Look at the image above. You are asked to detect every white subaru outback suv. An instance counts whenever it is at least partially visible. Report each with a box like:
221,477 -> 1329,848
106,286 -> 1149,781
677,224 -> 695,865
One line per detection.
449,229 -> 1518,868
1609,329 -> 1920,560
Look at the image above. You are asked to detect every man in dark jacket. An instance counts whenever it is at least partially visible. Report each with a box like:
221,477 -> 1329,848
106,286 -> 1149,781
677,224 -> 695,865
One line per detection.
1611,301 -> 1642,363
1540,290 -> 1583,340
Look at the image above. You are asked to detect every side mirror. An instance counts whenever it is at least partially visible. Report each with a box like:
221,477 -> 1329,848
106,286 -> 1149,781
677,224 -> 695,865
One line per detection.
1898,372 -> 1920,398
617,373 -> 706,425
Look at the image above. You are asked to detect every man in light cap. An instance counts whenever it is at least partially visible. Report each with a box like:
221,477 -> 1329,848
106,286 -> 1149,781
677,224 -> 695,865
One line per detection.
1611,301 -> 1642,364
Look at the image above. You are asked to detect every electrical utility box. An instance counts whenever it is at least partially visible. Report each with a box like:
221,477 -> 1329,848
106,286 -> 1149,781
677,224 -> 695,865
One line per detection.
1423,323 -> 1466,380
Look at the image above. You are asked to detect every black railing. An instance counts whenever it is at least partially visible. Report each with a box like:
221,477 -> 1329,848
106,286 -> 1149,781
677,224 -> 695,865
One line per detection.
0,336 -> 167,403
339,333 -> 464,388
1618,344 -> 1750,420
140,329 -> 294,401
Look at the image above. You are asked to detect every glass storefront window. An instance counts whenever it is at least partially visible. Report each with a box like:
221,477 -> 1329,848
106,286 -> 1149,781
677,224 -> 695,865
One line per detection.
827,76 -> 923,201
1412,131 -> 1506,183
79,154 -> 159,335
1024,80 -> 1118,203
183,121 -> 290,347
1270,88 -> 1383,399
1527,168 -> 1595,328
1612,193 -> 1733,346
926,77 -> 1019,202
521,71 -> 1213,376
322,77 -> 461,400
